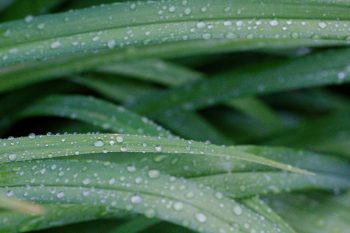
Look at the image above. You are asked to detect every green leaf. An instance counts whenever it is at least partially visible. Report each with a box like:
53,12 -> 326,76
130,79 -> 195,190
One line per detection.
0,38 -> 329,93
94,59 -> 282,130
0,133 -> 307,173
1,0 -> 350,67
193,171 -> 350,198
97,59 -> 201,87
227,97 -> 283,131
0,159 -> 288,233
128,49 -> 350,116
242,197 -> 296,233
21,95 -> 172,137
72,75 -> 155,104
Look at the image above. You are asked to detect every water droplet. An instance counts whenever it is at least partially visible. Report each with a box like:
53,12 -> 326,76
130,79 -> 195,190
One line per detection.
233,205 -> 242,215
236,21 -> 243,27
173,202 -> 184,211
184,8 -> 192,15
215,192 -> 223,199
338,72 -> 346,80
318,22 -> 327,29
202,33 -> 211,40
148,170 -> 160,178
130,3 -> 136,10
8,154 -> 17,161
291,32 -> 299,39
109,140 -> 115,145
223,21 -> 232,26
94,140 -> 104,147
155,146 -> 162,152
83,178 -> 91,185
131,195 -> 142,204
116,136 -> 124,143
226,33 -> 236,39
135,177 -> 143,184
127,165 -> 136,173
6,191 -> 14,197
51,41 -> 61,49
107,39 -> 116,49
37,23 -> 45,30
24,15 -> 34,23
269,20 -> 279,26
168,6 -> 176,12
57,192 -> 65,199
109,178 -> 116,185
195,213 -> 207,222
196,21 -> 206,29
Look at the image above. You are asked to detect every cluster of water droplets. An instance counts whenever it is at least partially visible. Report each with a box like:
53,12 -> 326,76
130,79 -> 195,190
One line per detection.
0,158 -> 285,233
23,96 -> 173,138
0,132 -> 214,163
1,0 -> 349,67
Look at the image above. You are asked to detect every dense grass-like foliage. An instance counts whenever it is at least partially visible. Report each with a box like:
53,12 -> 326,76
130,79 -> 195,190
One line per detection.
0,1 -> 350,233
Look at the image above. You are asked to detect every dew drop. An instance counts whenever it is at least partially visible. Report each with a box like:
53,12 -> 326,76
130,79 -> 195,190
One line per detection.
226,33 -> 236,39
50,41 -> 61,49
155,146 -> 162,152
215,192 -> 223,199
173,202 -> 184,211
195,213 -> 207,222
127,165 -> 136,173
37,23 -> 45,30
202,33 -> 211,40
57,192 -> 65,199
116,136 -> 124,143
83,178 -> 91,185
131,195 -> 142,204
269,20 -> 279,26
6,191 -> 14,197
109,178 -> 116,185
184,8 -> 192,15
94,140 -> 104,147
130,3 -> 136,10
107,39 -> 116,49
109,140 -> 115,145
291,32 -> 299,39
318,22 -> 327,29
148,170 -> 160,178
24,15 -> 34,23
8,154 -> 17,161
223,21 -> 232,26
338,72 -> 346,80
168,6 -> 176,12
196,21 -> 206,29
233,205 -> 242,215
